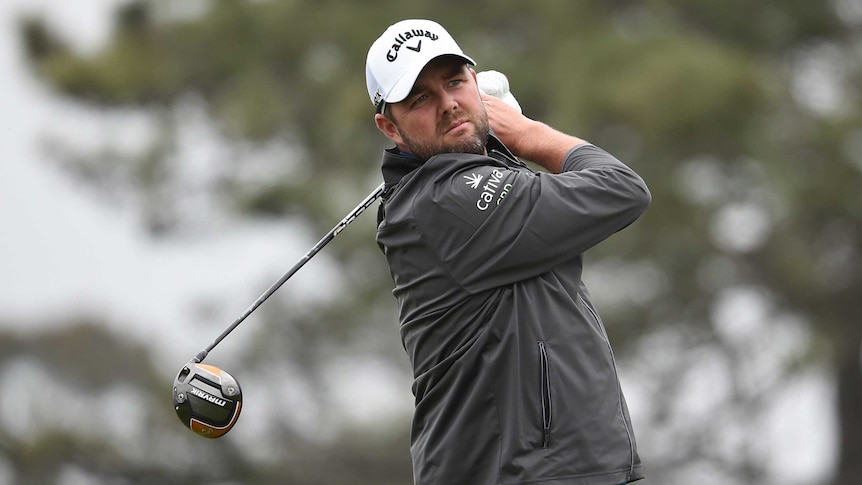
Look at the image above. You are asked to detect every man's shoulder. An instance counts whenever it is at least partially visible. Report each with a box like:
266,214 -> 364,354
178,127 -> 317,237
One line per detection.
410,153 -> 522,224
421,152 -> 509,183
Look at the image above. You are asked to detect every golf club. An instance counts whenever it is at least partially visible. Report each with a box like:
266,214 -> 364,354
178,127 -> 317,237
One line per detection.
173,182 -> 386,438
173,71 -> 519,439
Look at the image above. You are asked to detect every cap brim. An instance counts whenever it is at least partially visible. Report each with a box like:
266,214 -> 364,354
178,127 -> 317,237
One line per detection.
382,54 -> 475,105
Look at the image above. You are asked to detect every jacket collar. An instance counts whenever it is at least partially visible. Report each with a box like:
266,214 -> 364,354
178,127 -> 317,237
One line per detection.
380,134 -> 516,187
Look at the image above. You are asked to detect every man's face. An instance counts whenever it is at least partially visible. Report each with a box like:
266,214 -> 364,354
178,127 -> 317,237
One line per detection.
375,56 -> 489,161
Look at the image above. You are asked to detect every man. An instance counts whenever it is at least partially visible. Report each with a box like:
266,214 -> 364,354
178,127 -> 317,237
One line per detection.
366,19 -> 650,485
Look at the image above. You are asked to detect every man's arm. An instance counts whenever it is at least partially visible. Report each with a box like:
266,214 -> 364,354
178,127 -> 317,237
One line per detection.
481,94 -> 587,173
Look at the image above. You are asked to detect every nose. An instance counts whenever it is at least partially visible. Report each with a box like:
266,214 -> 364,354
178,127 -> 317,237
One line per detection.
439,89 -> 458,113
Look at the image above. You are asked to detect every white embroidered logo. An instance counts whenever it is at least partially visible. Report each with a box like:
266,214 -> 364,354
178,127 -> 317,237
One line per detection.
475,169 -> 511,211
464,173 -> 483,189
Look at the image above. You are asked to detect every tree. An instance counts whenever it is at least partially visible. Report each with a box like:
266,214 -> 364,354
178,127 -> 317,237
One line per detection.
15,0 -> 862,483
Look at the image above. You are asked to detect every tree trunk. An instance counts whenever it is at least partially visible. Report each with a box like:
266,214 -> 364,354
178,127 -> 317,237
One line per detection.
832,324 -> 862,484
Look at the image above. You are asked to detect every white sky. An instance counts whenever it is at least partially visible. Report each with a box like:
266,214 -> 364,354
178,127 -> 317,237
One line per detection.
0,0 -> 409,438
0,1 -> 837,483
0,0 -> 318,366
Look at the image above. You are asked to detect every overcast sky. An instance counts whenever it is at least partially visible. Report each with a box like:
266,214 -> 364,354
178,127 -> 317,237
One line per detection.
0,0 -> 316,366
0,0 -> 411,438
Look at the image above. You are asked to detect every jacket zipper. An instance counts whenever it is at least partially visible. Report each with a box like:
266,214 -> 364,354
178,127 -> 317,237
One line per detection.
538,341 -> 552,448
490,149 -> 532,171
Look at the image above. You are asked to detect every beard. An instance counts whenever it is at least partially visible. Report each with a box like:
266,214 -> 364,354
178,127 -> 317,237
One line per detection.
398,108 -> 490,162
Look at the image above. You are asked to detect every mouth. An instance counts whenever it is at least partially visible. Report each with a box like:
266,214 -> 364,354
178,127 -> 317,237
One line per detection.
444,119 -> 470,135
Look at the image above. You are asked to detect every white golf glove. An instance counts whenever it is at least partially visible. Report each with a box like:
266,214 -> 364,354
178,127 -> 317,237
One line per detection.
477,70 -> 522,114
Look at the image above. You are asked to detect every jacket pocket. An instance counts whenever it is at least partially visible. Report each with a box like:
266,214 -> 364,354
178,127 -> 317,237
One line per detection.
538,341 -> 552,448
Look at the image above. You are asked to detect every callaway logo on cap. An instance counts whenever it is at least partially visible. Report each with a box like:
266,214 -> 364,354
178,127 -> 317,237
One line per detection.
366,19 -> 475,112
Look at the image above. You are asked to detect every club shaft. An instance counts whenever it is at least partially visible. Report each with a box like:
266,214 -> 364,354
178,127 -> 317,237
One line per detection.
194,182 -> 386,363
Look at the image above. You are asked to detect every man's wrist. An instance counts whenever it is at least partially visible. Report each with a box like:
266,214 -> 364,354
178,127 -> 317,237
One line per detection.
511,121 -> 586,173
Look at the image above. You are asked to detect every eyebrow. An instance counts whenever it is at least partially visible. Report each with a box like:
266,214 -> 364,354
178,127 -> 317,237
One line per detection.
408,62 -> 469,99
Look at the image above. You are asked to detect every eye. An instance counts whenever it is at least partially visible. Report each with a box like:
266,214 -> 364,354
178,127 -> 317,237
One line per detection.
411,94 -> 429,107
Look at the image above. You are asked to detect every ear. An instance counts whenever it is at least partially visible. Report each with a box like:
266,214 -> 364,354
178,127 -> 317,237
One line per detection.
375,113 -> 404,146
469,67 -> 479,94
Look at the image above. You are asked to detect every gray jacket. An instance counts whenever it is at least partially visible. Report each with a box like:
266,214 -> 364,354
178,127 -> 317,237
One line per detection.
376,136 -> 651,485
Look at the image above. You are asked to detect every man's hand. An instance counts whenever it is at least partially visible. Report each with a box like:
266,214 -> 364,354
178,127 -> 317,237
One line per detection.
481,93 -> 586,174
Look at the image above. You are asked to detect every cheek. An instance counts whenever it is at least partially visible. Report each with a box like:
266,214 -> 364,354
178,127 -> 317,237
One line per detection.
401,115 -> 436,139
466,94 -> 486,114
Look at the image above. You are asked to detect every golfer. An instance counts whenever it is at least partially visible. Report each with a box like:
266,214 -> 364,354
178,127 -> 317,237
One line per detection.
367,19 -> 650,485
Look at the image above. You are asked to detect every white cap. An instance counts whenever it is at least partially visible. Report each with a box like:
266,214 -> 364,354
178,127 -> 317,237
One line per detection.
366,19 -> 475,112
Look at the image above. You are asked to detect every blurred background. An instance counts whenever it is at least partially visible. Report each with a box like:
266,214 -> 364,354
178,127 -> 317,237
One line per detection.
1,0 -> 860,483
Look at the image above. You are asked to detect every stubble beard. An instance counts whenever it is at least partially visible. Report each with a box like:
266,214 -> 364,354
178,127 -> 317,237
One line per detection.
398,108 -> 490,162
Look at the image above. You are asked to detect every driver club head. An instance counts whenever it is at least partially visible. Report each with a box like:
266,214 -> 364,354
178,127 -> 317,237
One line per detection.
173,362 -> 242,438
